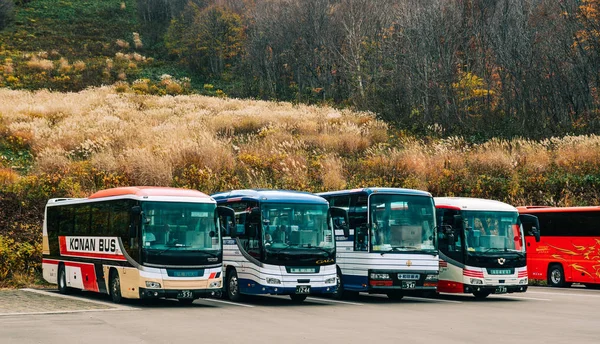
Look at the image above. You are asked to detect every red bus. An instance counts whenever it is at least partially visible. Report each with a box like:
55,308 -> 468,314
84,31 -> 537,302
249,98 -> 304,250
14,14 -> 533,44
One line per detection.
517,206 -> 600,288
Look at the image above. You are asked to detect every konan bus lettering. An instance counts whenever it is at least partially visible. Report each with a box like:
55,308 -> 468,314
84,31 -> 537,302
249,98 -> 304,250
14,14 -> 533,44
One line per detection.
59,236 -> 124,260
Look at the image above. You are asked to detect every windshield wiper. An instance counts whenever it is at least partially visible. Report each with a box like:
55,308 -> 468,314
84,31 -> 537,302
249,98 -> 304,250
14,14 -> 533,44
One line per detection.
155,243 -> 189,256
391,246 -> 419,251
482,247 -> 506,253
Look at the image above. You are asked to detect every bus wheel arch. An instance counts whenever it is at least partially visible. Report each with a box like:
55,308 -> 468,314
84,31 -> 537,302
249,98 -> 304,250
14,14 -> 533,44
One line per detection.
226,267 -> 241,302
109,268 -> 123,304
57,263 -> 68,294
547,263 -> 570,288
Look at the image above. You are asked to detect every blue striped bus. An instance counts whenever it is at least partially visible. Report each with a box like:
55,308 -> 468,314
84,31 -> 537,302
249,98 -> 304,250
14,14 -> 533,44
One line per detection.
213,189 -> 337,302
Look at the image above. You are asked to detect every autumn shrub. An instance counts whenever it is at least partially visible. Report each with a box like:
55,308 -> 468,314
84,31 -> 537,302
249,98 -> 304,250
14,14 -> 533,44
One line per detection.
0,235 -> 42,287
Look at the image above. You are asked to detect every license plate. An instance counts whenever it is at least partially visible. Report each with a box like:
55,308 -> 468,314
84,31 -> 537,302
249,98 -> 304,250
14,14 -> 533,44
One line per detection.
398,274 -> 420,280
177,290 -> 193,299
296,285 -> 311,294
495,286 -> 507,294
401,281 -> 416,289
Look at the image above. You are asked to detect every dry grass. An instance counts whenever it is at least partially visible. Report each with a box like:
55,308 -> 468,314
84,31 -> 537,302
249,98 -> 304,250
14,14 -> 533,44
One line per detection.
1,86 -> 600,205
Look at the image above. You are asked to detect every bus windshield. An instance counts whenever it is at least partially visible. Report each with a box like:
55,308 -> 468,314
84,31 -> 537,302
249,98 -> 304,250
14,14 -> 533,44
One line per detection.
369,194 -> 436,252
141,202 -> 220,252
261,203 -> 334,249
462,210 -> 524,253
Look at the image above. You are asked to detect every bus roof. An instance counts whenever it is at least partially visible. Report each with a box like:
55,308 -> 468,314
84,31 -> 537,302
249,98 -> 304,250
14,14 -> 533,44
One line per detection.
211,189 -> 328,205
434,197 -> 517,212
317,187 -> 432,198
47,186 -> 214,205
517,205 -> 600,214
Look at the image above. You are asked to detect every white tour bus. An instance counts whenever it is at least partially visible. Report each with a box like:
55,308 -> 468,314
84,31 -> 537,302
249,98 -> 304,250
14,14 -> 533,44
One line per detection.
435,197 -> 539,299
318,188 -> 439,300
42,186 -> 223,304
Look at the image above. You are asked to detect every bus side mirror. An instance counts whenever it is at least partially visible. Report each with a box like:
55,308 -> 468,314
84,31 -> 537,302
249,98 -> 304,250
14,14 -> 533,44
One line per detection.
453,215 -> 463,229
130,206 -> 141,238
519,214 -> 541,242
531,227 -> 540,242
330,207 -> 350,237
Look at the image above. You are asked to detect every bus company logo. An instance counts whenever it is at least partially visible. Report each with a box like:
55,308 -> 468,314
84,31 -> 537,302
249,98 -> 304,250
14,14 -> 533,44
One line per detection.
497,258 -> 506,265
406,260 -> 413,267
65,236 -> 119,254
536,246 -> 550,253
315,258 -> 334,264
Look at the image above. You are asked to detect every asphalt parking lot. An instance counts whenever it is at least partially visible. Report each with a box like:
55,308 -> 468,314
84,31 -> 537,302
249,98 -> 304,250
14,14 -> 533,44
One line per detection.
1,286 -> 598,344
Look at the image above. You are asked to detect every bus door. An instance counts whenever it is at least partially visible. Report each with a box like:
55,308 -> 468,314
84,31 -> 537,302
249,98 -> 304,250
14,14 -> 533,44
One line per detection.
350,193 -> 369,252
330,207 -> 349,271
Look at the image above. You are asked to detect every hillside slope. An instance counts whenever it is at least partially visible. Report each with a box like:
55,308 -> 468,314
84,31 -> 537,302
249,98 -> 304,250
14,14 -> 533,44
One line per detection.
2,86 -> 600,286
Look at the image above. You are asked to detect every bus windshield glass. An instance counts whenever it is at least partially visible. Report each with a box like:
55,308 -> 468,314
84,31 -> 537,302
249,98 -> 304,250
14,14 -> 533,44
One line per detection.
141,202 -> 219,252
462,210 -> 524,253
369,194 -> 436,252
261,203 -> 334,249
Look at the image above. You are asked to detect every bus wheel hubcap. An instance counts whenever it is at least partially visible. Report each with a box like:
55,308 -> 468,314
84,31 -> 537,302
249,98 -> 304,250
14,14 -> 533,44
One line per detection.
552,270 -> 561,283
230,276 -> 238,296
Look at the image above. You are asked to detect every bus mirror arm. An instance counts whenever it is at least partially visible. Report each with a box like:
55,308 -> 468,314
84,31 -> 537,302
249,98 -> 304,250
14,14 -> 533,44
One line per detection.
530,227 -> 540,242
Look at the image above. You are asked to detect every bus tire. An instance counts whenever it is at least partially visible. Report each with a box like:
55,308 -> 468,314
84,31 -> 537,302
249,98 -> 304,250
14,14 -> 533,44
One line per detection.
548,264 -> 567,288
473,290 -> 491,299
290,294 -> 307,302
226,269 -> 242,302
386,292 -> 404,300
178,298 -> 195,305
57,264 -> 69,295
109,269 -> 123,304
332,267 -> 345,300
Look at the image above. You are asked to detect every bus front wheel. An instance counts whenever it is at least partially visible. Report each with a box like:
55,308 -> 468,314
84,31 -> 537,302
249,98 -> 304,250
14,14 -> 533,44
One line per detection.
290,294 -> 307,302
57,264 -> 69,294
109,270 -> 123,304
473,290 -> 491,299
332,268 -> 344,300
548,264 -> 570,288
226,269 -> 242,302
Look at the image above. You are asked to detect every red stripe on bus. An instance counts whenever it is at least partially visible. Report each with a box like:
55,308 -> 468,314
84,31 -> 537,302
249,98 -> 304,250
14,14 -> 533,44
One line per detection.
42,259 -> 99,292
209,272 -> 216,279
435,205 -> 462,211
60,252 -> 127,261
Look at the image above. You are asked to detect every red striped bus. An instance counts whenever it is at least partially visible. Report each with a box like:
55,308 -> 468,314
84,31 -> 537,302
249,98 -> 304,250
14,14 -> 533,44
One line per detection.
42,187 -> 223,304
435,197 -> 540,298
518,206 -> 600,288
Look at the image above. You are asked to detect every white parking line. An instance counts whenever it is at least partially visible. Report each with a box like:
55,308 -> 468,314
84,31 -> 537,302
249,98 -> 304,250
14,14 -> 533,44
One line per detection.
20,288 -> 138,310
367,294 -> 463,304
306,297 -> 363,306
0,308 -> 136,317
404,296 -> 463,304
492,295 -> 552,301
202,298 -> 255,308
527,291 -> 600,298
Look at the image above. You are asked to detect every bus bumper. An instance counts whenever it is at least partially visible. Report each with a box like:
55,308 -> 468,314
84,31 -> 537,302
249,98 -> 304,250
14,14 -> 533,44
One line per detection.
139,287 -> 222,300
464,285 -> 528,294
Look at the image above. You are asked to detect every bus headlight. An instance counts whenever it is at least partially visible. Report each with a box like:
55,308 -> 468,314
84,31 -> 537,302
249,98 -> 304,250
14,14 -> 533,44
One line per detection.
519,278 -> 528,285
324,277 -> 336,284
470,278 -> 483,285
145,281 -> 161,289
370,273 -> 390,280
266,278 -> 281,284
210,281 -> 222,288
425,275 -> 438,281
